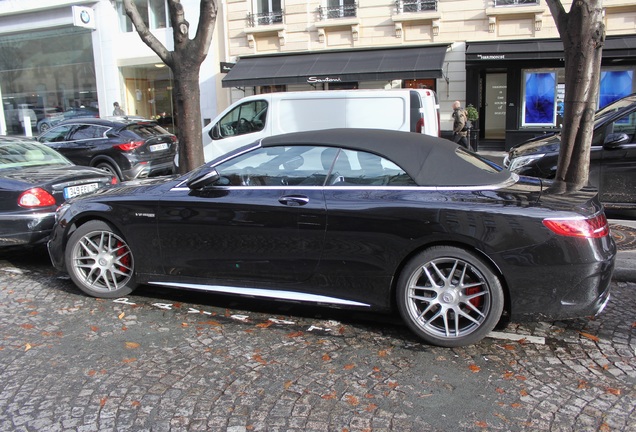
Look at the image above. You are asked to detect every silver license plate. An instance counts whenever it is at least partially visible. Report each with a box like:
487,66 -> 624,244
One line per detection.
64,183 -> 99,199
150,143 -> 169,152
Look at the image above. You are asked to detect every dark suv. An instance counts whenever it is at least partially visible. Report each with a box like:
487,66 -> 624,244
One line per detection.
37,118 -> 177,182
504,93 -> 636,210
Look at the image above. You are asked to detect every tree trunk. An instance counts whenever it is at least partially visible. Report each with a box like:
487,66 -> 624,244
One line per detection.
173,62 -> 205,173
547,0 -> 604,190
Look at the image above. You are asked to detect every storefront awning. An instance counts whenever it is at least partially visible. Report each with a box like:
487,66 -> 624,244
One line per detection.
222,45 -> 449,88
466,35 -> 636,64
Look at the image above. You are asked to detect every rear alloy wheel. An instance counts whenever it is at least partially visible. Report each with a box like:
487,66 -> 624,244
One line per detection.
397,246 -> 504,347
95,162 -> 121,182
65,220 -> 137,298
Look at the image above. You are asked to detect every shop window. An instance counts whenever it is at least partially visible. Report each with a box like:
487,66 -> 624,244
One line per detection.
117,0 -> 168,32
521,67 -> 635,129
0,29 -> 97,135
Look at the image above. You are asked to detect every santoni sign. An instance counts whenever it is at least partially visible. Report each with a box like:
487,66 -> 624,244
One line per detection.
307,76 -> 343,83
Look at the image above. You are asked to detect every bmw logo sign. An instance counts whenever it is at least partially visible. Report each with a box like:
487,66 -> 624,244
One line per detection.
80,10 -> 91,24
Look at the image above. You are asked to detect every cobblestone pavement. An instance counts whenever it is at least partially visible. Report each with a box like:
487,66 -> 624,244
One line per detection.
0,248 -> 634,432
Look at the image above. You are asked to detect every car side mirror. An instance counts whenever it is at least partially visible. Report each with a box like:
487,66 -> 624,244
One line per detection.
603,132 -> 630,148
186,166 -> 220,190
210,123 -> 221,140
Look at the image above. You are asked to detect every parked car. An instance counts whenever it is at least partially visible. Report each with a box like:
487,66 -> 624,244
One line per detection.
63,106 -> 100,120
4,104 -> 37,133
47,129 -> 615,347
0,136 -> 117,248
504,93 -> 636,210
37,118 -> 178,182
36,108 -> 64,133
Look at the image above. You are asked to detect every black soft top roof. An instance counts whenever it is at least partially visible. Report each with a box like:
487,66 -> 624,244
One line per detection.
261,128 -> 512,187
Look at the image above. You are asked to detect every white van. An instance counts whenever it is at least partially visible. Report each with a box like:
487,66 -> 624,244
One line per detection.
203,89 -> 440,162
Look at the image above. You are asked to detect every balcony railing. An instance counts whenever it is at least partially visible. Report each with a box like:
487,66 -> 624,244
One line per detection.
395,0 -> 437,14
247,10 -> 284,27
318,3 -> 357,20
494,0 -> 539,6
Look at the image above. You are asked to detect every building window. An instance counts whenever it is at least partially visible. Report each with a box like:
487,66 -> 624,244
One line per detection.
318,0 -> 357,20
494,0 -> 539,6
117,0 -> 168,32
248,0 -> 283,26
395,0 -> 436,14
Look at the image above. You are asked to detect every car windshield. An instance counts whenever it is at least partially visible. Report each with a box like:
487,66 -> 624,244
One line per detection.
0,140 -> 71,170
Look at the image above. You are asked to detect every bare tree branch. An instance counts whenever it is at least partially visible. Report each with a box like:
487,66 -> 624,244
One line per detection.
122,0 -> 172,66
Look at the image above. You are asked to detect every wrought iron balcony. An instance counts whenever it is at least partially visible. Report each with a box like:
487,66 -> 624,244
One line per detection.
494,0 -> 539,6
394,0 -> 437,14
317,3 -> 357,20
247,10 -> 284,27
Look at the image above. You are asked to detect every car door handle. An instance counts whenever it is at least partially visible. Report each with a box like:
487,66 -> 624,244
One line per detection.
279,195 -> 309,206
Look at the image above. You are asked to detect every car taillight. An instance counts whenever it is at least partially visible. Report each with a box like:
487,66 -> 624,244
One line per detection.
416,118 -> 424,134
110,176 -> 119,185
542,213 -> 609,238
170,135 -> 177,142
114,141 -> 144,151
18,188 -> 56,208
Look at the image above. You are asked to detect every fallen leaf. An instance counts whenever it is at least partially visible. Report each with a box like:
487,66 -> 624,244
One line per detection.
200,320 -> 222,326
343,363 -> 355,370
20,324 -> 34,330
181,323 -> 189,327
253,354 -> 267,365
520,389 -> 529,396
131,401 -> 141,408
475,421 -> 488,428
502,344 -> 516,351
388,381 -> 398,389
321,392 -> 337,400
469,364 -> 481,373
578,380 -> 589,389
125,342 -> 140,349
283,381 -> 293,390
118,312 -> 125,320
286,331 -> 303,338
606,387 -> 621,396
100,397 -> 107,407
345,395 -> 359,406
90,326 -> 99,332
503,372 -> 514,379
495,388 -> 505,394
122,358 -> 137,363
600,423 -> 611,432
322,354 -> 331,361
378,349 -> 389,357
256,321 -> 273,328
579,332 -> 600,342
25,343 -> 32,351
365,403 -> 378,412
511,403 -> 522,408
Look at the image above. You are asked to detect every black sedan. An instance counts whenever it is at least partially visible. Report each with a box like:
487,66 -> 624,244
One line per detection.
47,129 -> 615,347
0,137 -> 117,248
505,93 -> 636,210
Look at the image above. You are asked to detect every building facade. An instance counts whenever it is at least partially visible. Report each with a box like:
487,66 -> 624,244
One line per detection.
0,0 -> 224,137
1,0 -> 635,151
221,0 -> 636,149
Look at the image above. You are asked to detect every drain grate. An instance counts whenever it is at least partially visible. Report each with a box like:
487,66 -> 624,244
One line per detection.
609,224 -> 636,251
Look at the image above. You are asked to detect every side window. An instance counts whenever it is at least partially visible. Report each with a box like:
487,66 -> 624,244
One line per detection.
217,100 -> 268,139
69,125 -> 105,141
609,111 -> 636,143
38,125 -> 73,143
329,149 -> 416,186
215,146 -> 330,186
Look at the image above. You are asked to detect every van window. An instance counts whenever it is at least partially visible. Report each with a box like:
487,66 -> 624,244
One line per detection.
217,100 -> 268,139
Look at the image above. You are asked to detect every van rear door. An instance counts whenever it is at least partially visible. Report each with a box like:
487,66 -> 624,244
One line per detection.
409,89 -> 440,137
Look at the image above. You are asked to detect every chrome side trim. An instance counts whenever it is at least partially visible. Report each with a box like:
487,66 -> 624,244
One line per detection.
148,281 -> 371,307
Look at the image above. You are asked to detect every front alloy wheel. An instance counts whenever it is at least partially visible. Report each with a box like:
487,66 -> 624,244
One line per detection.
65,220 -> 137,298
397,246 -> 504,347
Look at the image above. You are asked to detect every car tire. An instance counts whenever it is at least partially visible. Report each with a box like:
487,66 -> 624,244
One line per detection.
38,123 -> 50,133
65,220 -> 137,298
95,162 -> 121,182
396,246 -> 504,347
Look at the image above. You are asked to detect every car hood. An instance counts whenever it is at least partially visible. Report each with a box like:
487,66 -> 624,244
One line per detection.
82,174 -> 180,199
509,133 -> 561,158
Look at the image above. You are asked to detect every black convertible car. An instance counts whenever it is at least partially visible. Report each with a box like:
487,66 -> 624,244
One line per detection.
48,129 -> 615,347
